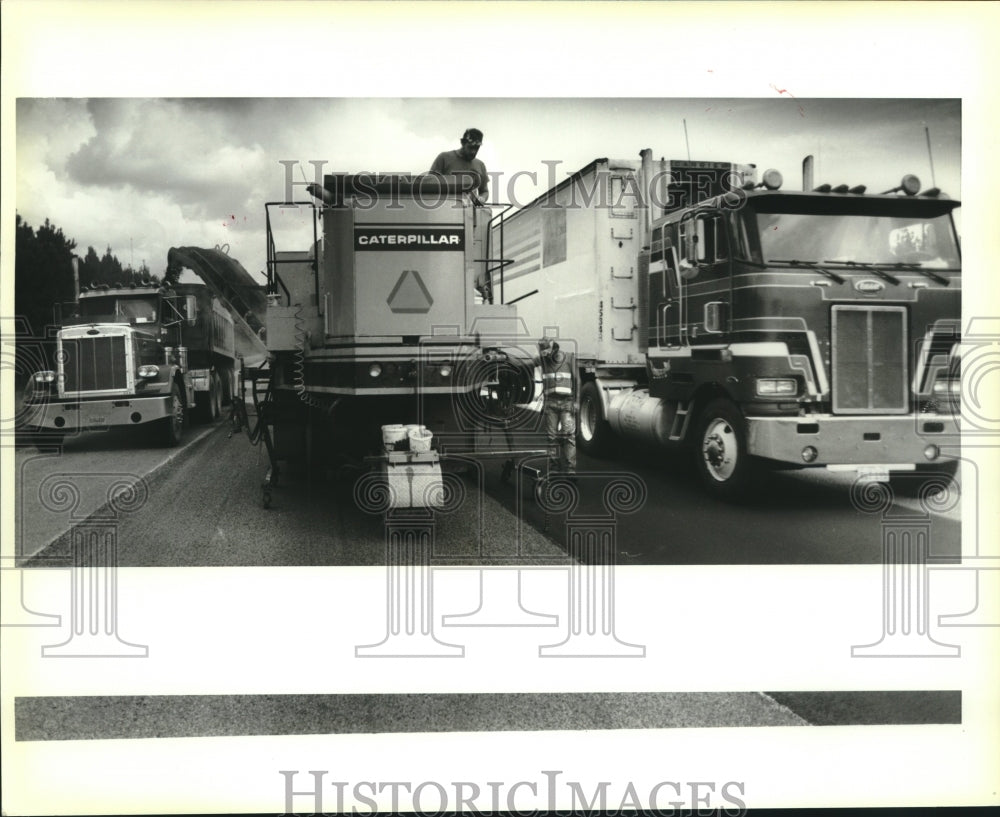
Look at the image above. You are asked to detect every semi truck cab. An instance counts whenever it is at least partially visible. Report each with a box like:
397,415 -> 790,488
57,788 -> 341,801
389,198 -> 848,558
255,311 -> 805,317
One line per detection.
24,284 -> 225,445
640,177 -> 961,494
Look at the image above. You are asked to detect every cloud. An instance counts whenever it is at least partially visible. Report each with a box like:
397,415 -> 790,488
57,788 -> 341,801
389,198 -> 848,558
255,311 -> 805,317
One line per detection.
63,99 -> 268,219
15,97 -> 961,288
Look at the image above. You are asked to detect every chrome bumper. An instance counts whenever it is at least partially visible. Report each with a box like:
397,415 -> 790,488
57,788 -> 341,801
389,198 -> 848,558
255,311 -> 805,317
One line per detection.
746,413 -> 960,468
23,395 -> 173,433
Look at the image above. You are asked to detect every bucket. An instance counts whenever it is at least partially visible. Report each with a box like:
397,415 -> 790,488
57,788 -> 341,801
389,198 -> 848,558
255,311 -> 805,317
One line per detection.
381,424 -> 407,451
408,426 -> 433,453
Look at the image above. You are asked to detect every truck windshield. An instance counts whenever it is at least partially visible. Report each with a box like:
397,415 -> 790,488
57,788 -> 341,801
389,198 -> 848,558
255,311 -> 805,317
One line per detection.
746,208 -> 960,269
78,296 -> 159,324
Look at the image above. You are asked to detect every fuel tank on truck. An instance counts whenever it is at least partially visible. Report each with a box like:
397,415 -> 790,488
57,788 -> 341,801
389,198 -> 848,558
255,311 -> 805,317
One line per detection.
606,387 -> 677,447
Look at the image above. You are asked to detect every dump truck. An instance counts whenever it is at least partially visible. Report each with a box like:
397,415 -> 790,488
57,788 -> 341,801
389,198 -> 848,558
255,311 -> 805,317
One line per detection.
24,247 -> 267,446
490,152 -> 962,497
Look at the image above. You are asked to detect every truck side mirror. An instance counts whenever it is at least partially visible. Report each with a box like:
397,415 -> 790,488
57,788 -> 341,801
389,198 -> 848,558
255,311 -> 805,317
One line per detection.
668,246 -> 683,289
704,301 -> 728,334
185,295 -> 197,325
695,219 -> 707,262
694,214 -> 728,265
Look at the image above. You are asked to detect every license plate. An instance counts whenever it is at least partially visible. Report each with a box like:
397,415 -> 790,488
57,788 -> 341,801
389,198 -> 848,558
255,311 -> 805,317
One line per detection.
856,466 -> 889,484
87,415 -> 108,426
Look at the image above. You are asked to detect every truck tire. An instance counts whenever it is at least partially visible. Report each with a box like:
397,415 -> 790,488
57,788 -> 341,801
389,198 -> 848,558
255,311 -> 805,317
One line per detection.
161,381 -> 185,447
694,398 -> 756,500
194,373 -> 222,423
578,381 -> 612,456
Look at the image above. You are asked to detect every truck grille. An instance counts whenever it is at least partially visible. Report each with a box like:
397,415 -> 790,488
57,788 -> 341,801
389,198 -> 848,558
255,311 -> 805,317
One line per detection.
831,305 -> 908,414
62,335 -> 128,394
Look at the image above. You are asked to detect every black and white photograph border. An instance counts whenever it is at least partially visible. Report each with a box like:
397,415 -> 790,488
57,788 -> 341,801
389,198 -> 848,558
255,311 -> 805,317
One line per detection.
2,2 -> 999,815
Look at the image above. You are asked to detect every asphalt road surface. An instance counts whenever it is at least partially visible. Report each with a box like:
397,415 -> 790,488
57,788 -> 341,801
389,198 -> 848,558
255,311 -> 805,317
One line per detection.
481,439 -> 962,565
16,416 -> 960,567
15,419 -> 568,567
15,689 -> 961,741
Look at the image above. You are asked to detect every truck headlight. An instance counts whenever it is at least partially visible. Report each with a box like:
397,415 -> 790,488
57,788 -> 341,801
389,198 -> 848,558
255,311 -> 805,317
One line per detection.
756,378 -> 797,396
137,365 -> 160,379
368,363 -> 382,378
33,370 -> 56,384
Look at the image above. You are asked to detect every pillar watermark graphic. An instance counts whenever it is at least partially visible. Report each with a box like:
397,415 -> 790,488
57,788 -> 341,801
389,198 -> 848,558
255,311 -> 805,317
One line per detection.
935,317 -> 1000,628
352,470 -> 464,657
536,472 -> 647,658
0,552 -> 64,628
438,454 -> 559,630
2,317 -> 70,627
350,321 -> 649,659
852,315 -> 1000,655
433,327 -> 566,631
850,477 -> 961,657
936,449 -> 1000,627
35,472 -> 149,657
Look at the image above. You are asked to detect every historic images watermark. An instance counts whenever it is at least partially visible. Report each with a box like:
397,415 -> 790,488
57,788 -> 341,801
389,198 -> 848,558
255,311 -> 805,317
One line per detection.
279,769 -> 747,816
278,159 -> 751,212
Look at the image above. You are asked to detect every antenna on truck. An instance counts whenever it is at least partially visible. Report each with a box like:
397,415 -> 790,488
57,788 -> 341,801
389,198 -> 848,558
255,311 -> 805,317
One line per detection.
683,119 -> 691,161
924,123 -> 937,188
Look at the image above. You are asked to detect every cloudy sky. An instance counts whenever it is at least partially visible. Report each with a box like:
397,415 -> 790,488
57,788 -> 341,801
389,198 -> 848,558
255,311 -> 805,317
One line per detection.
15,97 -> 960,284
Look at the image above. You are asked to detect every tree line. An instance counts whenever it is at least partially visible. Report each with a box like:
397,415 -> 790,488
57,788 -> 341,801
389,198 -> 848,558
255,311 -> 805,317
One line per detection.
14,214 -> 170,338
13,214 -> 179,381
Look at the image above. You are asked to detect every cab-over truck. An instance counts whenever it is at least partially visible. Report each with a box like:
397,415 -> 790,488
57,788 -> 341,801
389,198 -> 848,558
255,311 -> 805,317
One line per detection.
491,152 -> 961,498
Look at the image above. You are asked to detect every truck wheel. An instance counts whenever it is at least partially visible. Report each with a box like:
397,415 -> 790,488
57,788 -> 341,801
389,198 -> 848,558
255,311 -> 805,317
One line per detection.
578,381 -> 611,456
194,373 -> 221,423
161,382 -> 185,446
694,399 -> 756,500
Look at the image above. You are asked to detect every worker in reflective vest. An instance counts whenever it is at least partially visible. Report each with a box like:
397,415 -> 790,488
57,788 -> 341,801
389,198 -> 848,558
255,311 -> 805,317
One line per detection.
538,338 -> 579,476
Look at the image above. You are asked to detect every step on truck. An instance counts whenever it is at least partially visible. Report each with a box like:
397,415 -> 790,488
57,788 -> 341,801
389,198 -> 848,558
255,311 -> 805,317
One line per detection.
490,152 -> 961,498
23,248 -> 264,446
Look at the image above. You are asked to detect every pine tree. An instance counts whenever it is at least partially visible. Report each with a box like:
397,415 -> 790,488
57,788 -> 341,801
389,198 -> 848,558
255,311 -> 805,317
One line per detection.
79,246 -> 102,288
14,215 -> 78,379
15,215 -> 77,336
